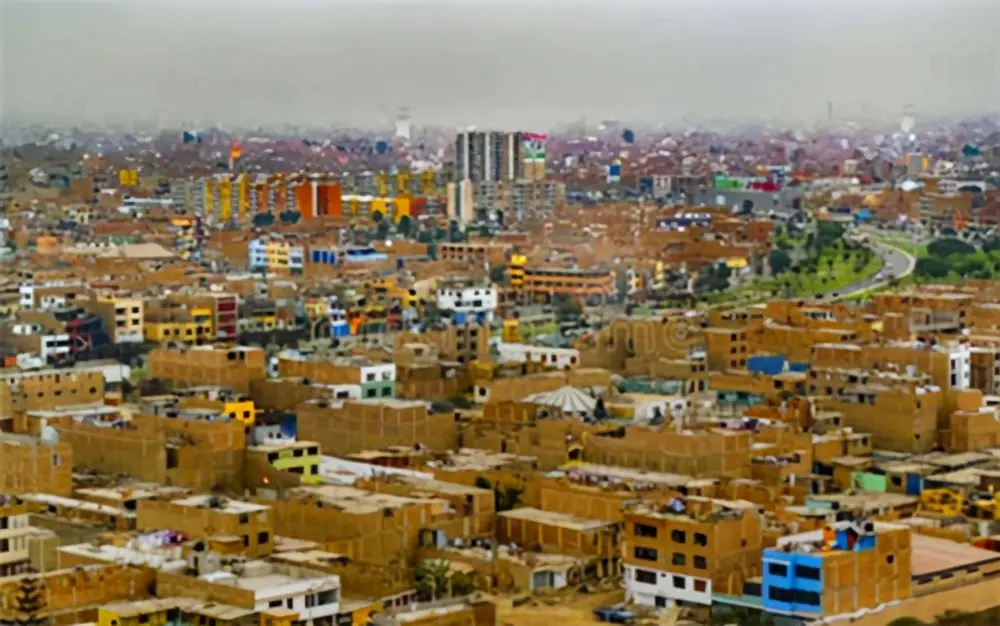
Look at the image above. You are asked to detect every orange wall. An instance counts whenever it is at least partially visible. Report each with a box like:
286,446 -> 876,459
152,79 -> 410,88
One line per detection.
295,184 -> 314,219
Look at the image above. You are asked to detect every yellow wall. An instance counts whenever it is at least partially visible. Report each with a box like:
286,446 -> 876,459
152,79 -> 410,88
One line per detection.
394,197 -> 411,222
98,608 -> 171,626
223,400 -> 256,426
219,179 -> 233,221
144,320 -> 213,343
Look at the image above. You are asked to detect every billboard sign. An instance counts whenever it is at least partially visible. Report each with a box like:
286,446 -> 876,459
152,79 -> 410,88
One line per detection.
523,132 -> 547,163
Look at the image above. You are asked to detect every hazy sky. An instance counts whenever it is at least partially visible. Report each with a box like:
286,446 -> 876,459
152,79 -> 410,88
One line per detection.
2,0 -> 998,130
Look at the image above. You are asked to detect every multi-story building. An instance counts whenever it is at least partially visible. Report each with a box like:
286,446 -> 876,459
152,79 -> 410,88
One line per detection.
761,521 -> 912,617
18,280 -> 84,311
2,318 -> 72,363
165,292 -> 239,340
471,180 -> 565,221
249,439 -> 323,485
278,354 -> 396,399
144,302 -> 214,344
148,345 -> 267,393
0,433 -> 73,496
519,266 -> 616,304
622,497 -> 763,608
0,500 -> 54,576
248,238 -> 306,273
83,293 -> 145,344
454,131 -> 523,183
137,494 -> 274,557
436,284 -> 498,325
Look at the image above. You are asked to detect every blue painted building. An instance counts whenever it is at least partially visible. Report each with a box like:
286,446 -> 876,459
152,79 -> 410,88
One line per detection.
761,550 -> 825,614
310,248 -> 338,265
761,521 -> 904,618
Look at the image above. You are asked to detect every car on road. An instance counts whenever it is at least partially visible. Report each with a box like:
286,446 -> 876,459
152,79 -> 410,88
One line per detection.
594,607 -> 637,624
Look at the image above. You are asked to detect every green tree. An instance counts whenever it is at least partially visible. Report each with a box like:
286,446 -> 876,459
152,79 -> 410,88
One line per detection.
376,220 -> 391,240
927,237 -> 975,258
915,256 -> 950,279
473,477 -> 524,512
371,210 -> 384,223
815,221 -> 846,249
950,252 -> 989,276
983,237 -> 1000,253
553,294 -> 583,322
417,228 -> 434,244
495,486 -> 525,512
489,265 -> 507,284
414,560 -> 451,601
397,214 -> 413,238
768,249 -> 791,275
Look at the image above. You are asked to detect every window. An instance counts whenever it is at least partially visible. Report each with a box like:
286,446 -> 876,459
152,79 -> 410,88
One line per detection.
258,531 -> 270,544
795,565 -> 821,580
672,576 -> 686,589
242,535 -> 250,547
239,513 -> 249,525
286,598 -> 294,609
694,556 -> 707,570
670,529 -> 686,543
317,589 -> 339,605
52,454 -> 61,467
633,523 -> 657,538
288,467 -> 304,474
634,569 -> 657,584
305,594 -> 316,608
768,562 -> 788,577
366,388 -> 377,398
767,587 -> 792,603
693,532 -> 708,547
268,453 -> 278,463
672,553 -> 686,566
633,547 -> 658,562
693,579 -> 707,593
166,447 -> 179,470
311,465 -> 319,474
381,387 -> 392,397
366,373 -> 376,382
794,589 -> 821,607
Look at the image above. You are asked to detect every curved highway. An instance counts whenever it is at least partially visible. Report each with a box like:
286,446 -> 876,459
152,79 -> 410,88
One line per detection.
824,242 -> 916,301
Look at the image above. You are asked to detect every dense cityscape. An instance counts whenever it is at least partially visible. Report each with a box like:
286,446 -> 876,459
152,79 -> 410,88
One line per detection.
3,3 -> 1000,626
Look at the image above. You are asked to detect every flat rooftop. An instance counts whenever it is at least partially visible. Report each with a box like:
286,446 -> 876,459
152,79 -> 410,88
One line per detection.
910,533 -> 1000,578
170,495 -> 269,514
287,485 -> 446,515
498,507 -> 615,532
20,493 -> 133,517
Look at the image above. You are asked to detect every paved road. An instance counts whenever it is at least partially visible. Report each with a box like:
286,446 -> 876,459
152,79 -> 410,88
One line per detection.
824,242 -> 916,300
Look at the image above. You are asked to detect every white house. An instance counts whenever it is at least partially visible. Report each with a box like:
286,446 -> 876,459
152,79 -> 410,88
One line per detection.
435,285 -> 498,325
497,343 -> 580,369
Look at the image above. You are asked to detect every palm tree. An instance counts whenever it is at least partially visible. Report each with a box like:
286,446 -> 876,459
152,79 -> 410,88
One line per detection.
473,477 -> 523,512
414,560 -> 451,601
495,486 -> 524,512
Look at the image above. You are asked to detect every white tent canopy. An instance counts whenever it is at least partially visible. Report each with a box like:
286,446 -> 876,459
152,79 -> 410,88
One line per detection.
522,386 -> 597,414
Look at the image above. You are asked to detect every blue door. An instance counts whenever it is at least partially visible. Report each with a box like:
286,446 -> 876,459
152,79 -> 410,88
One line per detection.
906,473 -> 923,495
